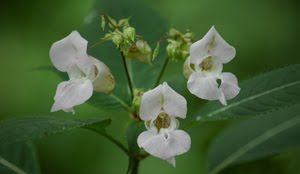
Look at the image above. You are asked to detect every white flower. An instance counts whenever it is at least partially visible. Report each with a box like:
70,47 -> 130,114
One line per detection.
184,26 -> 240,105
50,31 -> 115,113
137,82 -> 191,167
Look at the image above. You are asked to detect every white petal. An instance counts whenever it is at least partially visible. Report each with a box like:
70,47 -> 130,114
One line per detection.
189,26 -> 235,64
183,56 -> 194,79
51,79 -> 93,113
162,82 -> 187,119
187,72 -> 221,101
137,130 -> 191,160
207,26 -> 236,64
220,72 -> 240,101
88,57 -> 115,93
140,85 -> 163,121
166,157 -> 176,167
50,31 -> 92,72
189,27 -> 215,64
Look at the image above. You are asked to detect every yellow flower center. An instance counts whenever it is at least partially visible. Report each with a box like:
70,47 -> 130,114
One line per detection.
154,112 -> 171,132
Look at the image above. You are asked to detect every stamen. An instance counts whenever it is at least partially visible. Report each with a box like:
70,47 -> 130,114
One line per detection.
154,112 -> 171,132
200,56 -> 213,71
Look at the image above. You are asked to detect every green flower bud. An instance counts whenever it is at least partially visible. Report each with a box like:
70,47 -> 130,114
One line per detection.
123,26 -> 136,41
132,89 -> 144,114
127,40 -> 152,64
112,32 -> 123,47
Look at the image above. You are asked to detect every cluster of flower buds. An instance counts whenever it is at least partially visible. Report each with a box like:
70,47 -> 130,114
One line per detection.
101,14 -> 153,64
166,28 -> 195,61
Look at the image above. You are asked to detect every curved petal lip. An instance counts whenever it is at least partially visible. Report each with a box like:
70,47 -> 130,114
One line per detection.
137,130 -> 191,160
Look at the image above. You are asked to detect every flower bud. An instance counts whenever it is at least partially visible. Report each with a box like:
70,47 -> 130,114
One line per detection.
132,89 -> 144,114
112,32 -> 123,47
90,58 -> 115,93
127,40 -> 152,64
123,26 -> 136,41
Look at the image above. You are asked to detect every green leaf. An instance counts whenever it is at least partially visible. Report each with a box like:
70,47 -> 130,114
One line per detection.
81,0 -> 168,110
208,104 -> 300,174
0,116 -> 109,145
0,141 -> 40,174
191,64 -> 300,121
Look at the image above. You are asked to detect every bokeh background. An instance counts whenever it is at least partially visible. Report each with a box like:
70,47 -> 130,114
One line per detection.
0,0 -> 299,173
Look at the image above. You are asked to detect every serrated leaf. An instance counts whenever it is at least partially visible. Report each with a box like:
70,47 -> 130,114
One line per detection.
208,104 -> 300,174
0,117 -> 110,145
191,64 -> 300,122
0,141 -> 40,174
81,0 -> 168,110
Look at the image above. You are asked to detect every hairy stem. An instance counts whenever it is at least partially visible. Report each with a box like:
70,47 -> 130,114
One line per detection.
154,57 -> 169,87
120,51 -> 134,100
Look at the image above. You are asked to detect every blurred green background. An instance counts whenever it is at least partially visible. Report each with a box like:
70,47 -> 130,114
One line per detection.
0,0 -> 299,173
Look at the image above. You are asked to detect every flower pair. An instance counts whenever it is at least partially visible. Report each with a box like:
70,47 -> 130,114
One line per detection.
50,31 -> 115,113
184,26 -> 240,105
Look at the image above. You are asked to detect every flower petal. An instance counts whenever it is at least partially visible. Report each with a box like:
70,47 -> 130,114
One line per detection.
183,56 -> 194,78
88,57 -> 115,93
207,26 -> 236,64
189,27 -> 215,64
137,130 -> 191,160
50,31 -> 92,72
140,85 -> 163,121
166,157 -> 176,167
220,72 -> 240,101
162,82 -> 187,119
189,26 -> 235,64
187,72 -> 221,101
51,79 -> 93,113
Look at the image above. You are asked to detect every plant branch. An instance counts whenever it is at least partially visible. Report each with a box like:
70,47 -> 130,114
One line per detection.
154,57 -> 169,87
130,158 -> 140,174
120,51 -> 134,100
86,128 -> 129,156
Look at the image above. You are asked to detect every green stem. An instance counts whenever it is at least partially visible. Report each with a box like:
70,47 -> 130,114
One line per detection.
86,128 -> 129,156
130,158 -> 140,174
154,57 -> 169,87
120,51 -> 134,100
101,133 -> 129,156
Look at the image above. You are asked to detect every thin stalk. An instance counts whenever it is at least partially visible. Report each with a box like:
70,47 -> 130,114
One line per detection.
86,128 -> 129,156
88,39 -> 108,50
130,158 -> 140,174
154,57 -> 169,87
120,51 -> 134,100
101,133 -> 129,156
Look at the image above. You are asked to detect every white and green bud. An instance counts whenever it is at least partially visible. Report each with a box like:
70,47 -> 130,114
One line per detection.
111,32 -> 123,47
127,40 -> 152,64
132,89 -> 144,114
123,26 -> 136,41
90,58 -> 115,94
